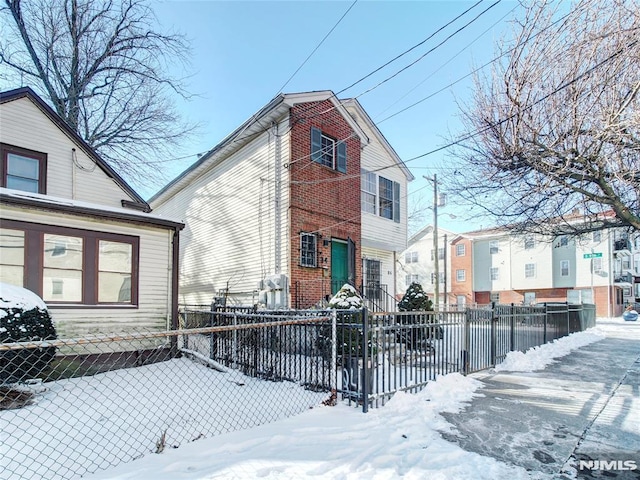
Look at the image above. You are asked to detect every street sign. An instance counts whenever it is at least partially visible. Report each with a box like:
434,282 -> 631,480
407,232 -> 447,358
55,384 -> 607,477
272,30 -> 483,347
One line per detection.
583,252 -> 603,259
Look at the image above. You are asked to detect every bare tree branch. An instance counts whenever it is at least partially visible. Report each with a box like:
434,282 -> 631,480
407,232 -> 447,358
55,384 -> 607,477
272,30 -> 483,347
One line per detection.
0,0 -> 199,187
445,0 -> 640,235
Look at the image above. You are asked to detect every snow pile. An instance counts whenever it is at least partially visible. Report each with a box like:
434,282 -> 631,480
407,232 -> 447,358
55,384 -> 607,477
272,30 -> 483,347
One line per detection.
0,282 -> 47,319
494,329 -> 605,372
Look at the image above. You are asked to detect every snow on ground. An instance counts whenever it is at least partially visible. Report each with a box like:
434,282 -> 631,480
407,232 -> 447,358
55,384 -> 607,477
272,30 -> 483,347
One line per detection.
494,327 -> 606,372
86,321 -> 627,480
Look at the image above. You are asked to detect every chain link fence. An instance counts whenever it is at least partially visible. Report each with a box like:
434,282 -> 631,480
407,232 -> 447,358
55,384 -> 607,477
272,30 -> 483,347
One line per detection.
1,310 -> 336,480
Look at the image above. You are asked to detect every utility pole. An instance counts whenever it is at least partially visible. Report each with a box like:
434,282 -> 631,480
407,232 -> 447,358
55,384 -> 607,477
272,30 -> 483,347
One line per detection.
424,174 -> 439,309
444,233 -> 448,309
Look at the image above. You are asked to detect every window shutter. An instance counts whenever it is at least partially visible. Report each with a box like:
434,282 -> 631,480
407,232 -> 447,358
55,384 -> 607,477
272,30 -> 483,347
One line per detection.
347,237 -> 356,284
393,181 -> 400,223
336,141 -> 347,173
311,127 -> 322,164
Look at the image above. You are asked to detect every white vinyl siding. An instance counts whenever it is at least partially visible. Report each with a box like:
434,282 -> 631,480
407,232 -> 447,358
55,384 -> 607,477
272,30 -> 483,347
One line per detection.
152,120 -> 290,306
0,204 -> 173,339
350,102 -> 409,255
0,98 -> 136,207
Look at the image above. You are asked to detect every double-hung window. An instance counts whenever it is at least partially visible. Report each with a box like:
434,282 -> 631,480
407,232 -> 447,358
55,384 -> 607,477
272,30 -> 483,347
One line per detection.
490,267 -> 499,281
361,169 -> 377,214
456,269 -> 466,282
404,251 -> 418,263
0,221 -> 138,305
360,169 -> 401,222
560,260 -> 570,277
311,127 -> 346,173
1,143 -> 47,194
300,233 -> 317,267
525,263 -> 536,278
456,244 -> 465,256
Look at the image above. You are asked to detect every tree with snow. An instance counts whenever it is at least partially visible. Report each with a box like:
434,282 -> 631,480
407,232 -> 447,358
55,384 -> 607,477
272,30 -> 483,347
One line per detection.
397,282 -> 441,349
398,282 -> 433,312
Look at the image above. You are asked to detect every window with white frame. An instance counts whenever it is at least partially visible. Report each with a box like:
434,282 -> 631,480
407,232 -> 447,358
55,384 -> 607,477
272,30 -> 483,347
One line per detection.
456,269 -> 466,282
489,241 -> 499,254
404,251 -> 418,263
430,272 -> 445,284
490,267 -> 499,281
525,263 -> 536,278
593,231 -> 602,242
361,169 -> 377,214
524,236 -> 535,250
406,274 -> 419,285
361,169 -> 400,222
300,233 -> 317,267
456,244 -> 465,256
560,259 -> 570,277
431,248 -> 445,261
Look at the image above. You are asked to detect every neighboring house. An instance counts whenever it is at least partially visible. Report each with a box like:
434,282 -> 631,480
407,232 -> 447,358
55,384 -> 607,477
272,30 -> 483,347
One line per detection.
397,224 -> 456,306
0,87 -> 183,338
449,225 -> 639,317
150,91 -> 412,310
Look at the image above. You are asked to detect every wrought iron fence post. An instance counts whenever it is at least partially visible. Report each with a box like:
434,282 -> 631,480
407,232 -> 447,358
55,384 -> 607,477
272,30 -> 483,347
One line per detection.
490,303 -> 497,367
510,303 -> 515,353
331,309 -> 337,394
462,308 -> 470,375
232,312 -> 238,369
543,303 -> 548,344
362,307 -> 369,413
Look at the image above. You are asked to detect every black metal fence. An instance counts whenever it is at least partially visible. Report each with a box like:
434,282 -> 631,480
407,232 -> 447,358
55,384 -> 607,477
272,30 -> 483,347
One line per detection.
335,303 -> 596,411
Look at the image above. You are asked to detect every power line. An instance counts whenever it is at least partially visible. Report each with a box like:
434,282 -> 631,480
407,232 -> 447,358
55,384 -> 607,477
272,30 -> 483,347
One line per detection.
336,0 -> 485,96
276,0 -> 358,94
352,0 -> 503,100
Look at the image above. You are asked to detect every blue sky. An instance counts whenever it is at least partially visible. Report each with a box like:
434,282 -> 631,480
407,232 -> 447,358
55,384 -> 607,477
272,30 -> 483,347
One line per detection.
151,0 -> 522,232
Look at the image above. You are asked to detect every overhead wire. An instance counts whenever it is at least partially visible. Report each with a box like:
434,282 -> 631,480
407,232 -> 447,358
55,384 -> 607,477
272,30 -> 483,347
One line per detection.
351,0 -> 503,100
276,0 -> 358,94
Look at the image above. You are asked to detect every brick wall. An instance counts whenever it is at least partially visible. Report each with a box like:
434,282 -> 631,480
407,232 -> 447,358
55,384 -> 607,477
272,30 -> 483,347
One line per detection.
450,237 -> 473,305
288,100 -> 362,308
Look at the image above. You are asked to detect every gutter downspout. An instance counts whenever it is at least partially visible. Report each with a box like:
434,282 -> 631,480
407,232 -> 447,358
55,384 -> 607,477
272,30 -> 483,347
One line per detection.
171,226 -> 182,356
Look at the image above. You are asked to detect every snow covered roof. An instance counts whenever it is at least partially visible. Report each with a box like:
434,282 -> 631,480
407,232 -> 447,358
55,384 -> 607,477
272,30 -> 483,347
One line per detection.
0,188 -> 183,230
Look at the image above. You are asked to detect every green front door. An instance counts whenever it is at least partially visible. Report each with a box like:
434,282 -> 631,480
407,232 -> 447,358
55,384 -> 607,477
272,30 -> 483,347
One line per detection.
331,240 -> 348,294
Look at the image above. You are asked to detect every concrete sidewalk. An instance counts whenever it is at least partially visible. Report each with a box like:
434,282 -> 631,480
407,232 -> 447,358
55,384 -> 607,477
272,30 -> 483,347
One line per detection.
441,319 -> 640,479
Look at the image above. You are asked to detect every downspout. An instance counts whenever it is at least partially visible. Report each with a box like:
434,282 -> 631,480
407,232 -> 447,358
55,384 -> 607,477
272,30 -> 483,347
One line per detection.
171,226 -> 181,356
273,121 -> 282,275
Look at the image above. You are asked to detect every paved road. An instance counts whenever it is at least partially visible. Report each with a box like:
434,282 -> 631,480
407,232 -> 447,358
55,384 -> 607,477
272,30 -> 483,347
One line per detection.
441,318 -> 640,479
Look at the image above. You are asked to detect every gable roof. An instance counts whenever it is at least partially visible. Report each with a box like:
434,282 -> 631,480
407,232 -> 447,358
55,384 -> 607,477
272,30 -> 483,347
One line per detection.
149,90 -> 371,206
0,87 -> 149,210
341,98 -> 414,182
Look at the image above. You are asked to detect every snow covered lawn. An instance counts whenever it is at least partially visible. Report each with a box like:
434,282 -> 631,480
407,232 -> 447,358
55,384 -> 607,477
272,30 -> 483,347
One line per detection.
83,324 -> 611,480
